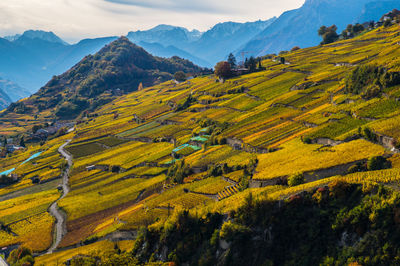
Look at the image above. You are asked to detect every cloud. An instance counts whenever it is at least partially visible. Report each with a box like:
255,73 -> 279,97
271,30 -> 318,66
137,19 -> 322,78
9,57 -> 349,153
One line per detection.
0,0 -> 305,42
104,0 -> 230,13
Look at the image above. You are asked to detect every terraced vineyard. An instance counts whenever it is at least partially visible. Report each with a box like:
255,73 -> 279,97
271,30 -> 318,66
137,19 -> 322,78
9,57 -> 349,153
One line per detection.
2,22 -> 400,264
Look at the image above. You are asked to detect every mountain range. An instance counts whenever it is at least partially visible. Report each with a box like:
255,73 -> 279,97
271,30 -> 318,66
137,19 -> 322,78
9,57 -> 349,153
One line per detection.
237,0 -> 400,56
0,0 -> 399,108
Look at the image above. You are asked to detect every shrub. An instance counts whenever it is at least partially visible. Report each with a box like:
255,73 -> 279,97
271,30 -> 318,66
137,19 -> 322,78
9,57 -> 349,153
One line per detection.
347,162 -> 366,174
291,46 -> 300,52
219,220 -> 251,242
329,180 -> 351,200
7,246 -> 34,266
384,19 -> 392,27
174,71 -> 186,82
367,156 -> 390,171
363,127 -> 376,142
288,173 -> 305,187
111,165 -> 121,173
0,174 -> 16,186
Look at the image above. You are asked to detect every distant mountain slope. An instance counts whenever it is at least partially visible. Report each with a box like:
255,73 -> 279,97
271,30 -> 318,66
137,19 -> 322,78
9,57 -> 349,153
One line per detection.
188,19 -> 276,64
238,0 -> 400,56
0,78 -> 30,102
0,87 -> 11,110
0,19 -> 275,101
357,1 -> 400,22
0,32 -> 117,94
4,37 -> 202,119
127,25 -> 201,48
138,41 -> 211,67
127,20 -> 276,66
17,30 -> 69,45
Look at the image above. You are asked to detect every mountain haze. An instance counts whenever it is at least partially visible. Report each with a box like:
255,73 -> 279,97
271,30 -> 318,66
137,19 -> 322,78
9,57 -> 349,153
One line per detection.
238,0 -> 400,56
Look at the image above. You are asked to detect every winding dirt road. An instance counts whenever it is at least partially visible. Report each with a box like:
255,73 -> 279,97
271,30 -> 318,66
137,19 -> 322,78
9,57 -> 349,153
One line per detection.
47,140 -> 72,254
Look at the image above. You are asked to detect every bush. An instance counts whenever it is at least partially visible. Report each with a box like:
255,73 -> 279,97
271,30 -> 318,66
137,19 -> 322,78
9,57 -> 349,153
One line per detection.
219,220 -> 251,242
174,71 -> 186,82
0,175 -> 15,186
288,173 -> 305,187
367,156 -> 390,171
384,19 -> 392,27
111,165 -> 121,173
291,46 -> 300,52
363,127 -> 376,142
7,246 -> 34,266
347,162 -> 366,174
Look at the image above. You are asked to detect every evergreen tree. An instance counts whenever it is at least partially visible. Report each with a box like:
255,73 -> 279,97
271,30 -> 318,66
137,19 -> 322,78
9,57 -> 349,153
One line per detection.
20,137 -> 25,148
258,60 -> 263,70
248,57 -> 257,72
227,53 -> 237,69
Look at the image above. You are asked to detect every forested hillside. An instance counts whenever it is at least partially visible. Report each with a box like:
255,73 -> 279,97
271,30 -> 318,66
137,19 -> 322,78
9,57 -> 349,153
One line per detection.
1,18 -> 400,266
2,37 -> 203,120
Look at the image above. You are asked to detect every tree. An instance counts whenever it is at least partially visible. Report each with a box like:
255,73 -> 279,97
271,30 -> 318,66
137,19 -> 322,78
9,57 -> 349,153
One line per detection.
291,46 -> 300,52
227,53 -> 237,69
280,57 -> 286,64
214,61 -> 232,79
384,19 -> 392,27
248,57 -> 257,72
19,137 -> 25,148
288,173 -> 305,187
367,156 -> 389,171
258,60 -> 263,70
318,26 -> 328,36
318,25 -> 339,45
174,71 -> 186,82
8,246 -> 34,266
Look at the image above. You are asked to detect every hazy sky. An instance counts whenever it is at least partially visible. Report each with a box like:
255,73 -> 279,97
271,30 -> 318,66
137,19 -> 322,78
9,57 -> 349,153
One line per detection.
0,0 -> 305,43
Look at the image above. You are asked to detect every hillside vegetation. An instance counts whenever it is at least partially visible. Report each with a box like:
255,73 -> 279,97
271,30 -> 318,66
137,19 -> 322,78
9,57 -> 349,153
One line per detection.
2,37 -> 203,120
2,22 -> 400,265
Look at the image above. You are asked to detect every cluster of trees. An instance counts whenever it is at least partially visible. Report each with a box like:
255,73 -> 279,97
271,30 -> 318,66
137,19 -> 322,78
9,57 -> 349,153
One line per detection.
348,156 -> 390,174
174,94 -> 196,112
167,160 -> 192,184
7,246 -> 34,266
214,53 -> 265,79
341,23 -> 366,39
70,181 -> 400,265
318,25 -> 340,45
0,175 -> 16,186
345,65 -> 400,99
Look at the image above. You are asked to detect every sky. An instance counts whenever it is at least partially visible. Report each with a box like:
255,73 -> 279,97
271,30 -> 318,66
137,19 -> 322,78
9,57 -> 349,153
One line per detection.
0,0 -> 305,43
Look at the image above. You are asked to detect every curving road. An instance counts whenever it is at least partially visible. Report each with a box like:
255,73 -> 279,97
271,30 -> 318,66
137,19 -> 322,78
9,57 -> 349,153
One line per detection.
0,256 -> 7,266
47,140 -> 72,254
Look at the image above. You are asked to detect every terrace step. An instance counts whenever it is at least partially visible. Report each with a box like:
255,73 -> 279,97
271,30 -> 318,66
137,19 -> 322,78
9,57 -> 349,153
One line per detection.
217,184 -> 240,201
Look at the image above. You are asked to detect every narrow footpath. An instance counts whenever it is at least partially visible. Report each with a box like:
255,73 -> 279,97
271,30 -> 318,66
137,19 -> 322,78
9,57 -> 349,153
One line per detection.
46,140 -> 72,254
